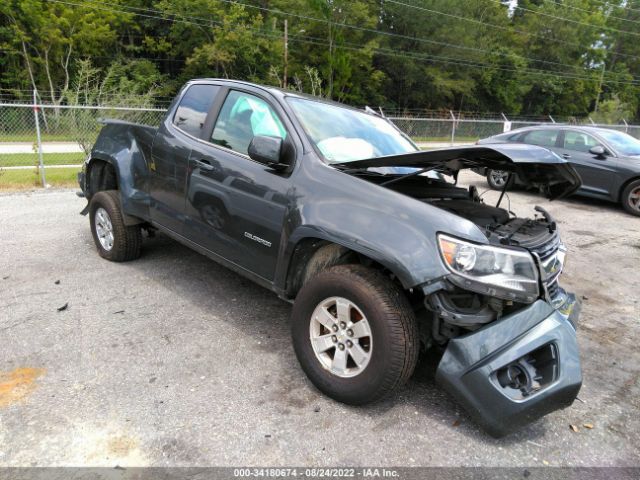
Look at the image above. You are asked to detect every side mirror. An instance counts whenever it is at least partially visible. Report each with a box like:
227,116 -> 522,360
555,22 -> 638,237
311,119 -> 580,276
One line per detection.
589,145 -> 606,157
248,135 -> 287,169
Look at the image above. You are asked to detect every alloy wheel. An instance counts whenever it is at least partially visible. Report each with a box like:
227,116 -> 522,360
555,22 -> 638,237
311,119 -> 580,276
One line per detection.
94,207 -> 114,251
628,186 -> 640,213
490,170 -> 509,188
309,296 -> 373,378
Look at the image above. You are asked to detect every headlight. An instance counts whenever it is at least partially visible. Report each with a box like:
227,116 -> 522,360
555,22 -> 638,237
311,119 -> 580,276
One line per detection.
438,234 -> 539,302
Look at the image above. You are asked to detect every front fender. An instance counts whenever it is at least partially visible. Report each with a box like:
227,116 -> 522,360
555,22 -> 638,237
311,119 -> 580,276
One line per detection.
279,198 -> 488,291
275,158 -> 491,292
282,224 -> 422,289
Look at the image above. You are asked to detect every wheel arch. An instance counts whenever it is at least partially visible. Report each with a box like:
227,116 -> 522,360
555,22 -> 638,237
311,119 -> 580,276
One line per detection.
281,233 -> 417,299
618,175 -> 640,203
85,156 -> 119,199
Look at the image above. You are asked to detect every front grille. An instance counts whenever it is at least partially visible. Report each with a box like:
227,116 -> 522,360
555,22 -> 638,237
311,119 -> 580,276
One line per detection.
527,232 -> 561,261
547,279 -> 560,299
523,231 -> 565,305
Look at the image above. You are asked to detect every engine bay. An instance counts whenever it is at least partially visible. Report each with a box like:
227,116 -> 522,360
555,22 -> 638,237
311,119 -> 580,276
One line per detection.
358,172 -> 558,246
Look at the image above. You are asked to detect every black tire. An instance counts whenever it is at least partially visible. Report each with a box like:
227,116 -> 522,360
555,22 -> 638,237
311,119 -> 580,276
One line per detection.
89,190 -> 142,262
486,169 -> 514,191
621,179 -> 640,217
291,264 -> 419,405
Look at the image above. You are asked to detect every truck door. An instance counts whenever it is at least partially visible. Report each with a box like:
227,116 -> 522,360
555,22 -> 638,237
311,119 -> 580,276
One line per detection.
185,89 -> 292,281
149,83 -> 221,233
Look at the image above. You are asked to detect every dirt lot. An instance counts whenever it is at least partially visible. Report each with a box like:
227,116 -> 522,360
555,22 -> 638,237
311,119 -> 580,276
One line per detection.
0,173 -> 639,467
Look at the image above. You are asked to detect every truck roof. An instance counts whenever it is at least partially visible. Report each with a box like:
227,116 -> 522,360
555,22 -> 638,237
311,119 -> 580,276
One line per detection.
186,78 -> 361,111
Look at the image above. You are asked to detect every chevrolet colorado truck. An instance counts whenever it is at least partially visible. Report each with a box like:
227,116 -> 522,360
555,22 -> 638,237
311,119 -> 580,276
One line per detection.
78,79 -> 583,436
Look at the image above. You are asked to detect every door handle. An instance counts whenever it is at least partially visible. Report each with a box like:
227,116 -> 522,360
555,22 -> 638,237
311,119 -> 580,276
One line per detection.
562,153 -> 571,159
194,159 -> 215,171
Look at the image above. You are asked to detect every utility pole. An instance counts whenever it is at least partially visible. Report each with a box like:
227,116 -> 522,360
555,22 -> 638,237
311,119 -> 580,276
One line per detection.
594,64 -> 606,113
283,19 -> 288,89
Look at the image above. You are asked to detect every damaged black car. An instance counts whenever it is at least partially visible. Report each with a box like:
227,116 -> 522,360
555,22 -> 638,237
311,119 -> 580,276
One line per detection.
78,79 -> 583,437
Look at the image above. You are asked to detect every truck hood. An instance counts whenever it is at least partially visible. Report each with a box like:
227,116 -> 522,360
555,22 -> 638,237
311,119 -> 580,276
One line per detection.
336,143 -> 581,200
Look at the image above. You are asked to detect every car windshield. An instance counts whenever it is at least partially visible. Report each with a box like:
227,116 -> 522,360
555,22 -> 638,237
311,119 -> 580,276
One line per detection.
597,130 -> 640,156
287,97 -> 417,163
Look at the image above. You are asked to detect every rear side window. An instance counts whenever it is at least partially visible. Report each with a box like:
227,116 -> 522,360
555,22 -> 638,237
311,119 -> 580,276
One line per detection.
173,84 -> 220,137
563,131 -> 599,153
521,129 -> 559,147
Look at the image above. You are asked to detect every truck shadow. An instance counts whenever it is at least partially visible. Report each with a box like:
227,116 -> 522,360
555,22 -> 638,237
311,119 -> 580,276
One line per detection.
130,231 -> 549,444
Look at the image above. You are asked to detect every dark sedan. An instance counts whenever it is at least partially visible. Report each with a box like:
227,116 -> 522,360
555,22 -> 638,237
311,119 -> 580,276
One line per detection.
476,125 -> 640,216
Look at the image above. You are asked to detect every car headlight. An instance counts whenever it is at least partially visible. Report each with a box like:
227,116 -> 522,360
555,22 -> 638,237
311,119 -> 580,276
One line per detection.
438,234 -> 539,302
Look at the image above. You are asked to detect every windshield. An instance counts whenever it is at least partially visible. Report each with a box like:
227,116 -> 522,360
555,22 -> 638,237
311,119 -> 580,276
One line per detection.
598,130 -> 640,156
287,97 -> 417,163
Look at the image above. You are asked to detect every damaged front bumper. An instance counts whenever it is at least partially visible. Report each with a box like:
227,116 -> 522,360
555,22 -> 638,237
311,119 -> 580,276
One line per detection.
436,291 -> 581,437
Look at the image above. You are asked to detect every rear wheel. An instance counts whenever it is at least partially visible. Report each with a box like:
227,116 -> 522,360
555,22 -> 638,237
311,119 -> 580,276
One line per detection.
621,179 -> 640,216
89,190 -> 142,261
486,169 -> 513,190
291,264 -> 419,405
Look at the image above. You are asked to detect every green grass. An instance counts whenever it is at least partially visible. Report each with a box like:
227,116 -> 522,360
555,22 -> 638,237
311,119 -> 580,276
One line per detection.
0,132 -> 79,143
0,152 -> 85,167
0,166 -> 80,190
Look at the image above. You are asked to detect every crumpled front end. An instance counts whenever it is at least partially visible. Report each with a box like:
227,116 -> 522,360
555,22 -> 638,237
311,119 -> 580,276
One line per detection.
435,294 -> 581,437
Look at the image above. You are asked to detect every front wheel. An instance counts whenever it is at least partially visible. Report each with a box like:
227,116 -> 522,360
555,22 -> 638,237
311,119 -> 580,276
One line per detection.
621,179 -> 640,216
486,169 -> 513,190
89,190 -> 142,261
291,264 -> 419,405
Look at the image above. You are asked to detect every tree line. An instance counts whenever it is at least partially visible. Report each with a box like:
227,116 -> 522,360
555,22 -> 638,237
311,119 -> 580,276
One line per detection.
1,0 -> 639,121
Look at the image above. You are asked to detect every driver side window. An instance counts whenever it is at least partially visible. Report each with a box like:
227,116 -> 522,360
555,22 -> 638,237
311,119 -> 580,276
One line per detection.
563,131 -> 599,153
211,90 -> 286,155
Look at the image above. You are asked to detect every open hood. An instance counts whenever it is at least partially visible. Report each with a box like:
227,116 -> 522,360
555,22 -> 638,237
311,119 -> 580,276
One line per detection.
335,143 -> 582,200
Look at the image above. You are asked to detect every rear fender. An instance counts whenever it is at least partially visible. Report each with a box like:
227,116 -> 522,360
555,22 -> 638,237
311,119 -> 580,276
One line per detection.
87,122 -> 156,222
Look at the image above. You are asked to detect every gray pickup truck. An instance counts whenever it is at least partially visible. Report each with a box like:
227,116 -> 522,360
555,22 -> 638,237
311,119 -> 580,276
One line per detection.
78,79 -> 583,437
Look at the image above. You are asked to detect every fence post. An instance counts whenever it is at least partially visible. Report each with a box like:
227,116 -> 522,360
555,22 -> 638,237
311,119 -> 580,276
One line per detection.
501,113 -> 511,133
32,89 -> 47,188
622,118 -> 629,133
449,110 -> 456,145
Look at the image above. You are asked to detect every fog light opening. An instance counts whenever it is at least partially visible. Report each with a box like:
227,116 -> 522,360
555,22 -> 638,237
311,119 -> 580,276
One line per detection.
493,344 -> 558,400
498,365 -> 527,390
496,357 -> 541,397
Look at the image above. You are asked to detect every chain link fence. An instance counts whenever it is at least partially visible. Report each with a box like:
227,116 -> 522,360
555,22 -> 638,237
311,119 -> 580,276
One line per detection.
1,101 -> 639,188
388,116 -> 640,146
0,103 -> 166,188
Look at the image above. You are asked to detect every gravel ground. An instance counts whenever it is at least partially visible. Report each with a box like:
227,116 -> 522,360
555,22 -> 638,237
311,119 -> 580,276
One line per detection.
0,175 -> 639,467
